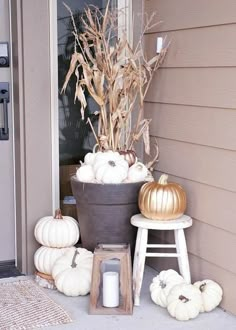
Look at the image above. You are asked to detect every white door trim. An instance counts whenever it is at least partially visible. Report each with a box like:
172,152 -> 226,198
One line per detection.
7,0 -> 17,264
49,0 -> 60,212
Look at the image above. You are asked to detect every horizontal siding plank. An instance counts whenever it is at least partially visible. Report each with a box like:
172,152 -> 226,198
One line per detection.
145,24 -> 236,68
153,171 -> 236,235
148,220 -> 236,275
144,0 -> 236,32
189,254 -> 236,314
145,103 -> 236,150
150,138 -> 236,192
147,250 -> 236,314
146,68 -> 236,109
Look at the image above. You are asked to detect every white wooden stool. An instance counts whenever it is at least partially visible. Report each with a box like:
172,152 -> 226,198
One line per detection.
131,213 -> 192,306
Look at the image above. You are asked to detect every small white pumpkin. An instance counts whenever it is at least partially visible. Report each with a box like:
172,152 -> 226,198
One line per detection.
194,279 -> 223,312
34,246 -> 70,275
84,151 -> 102,166
144,170 -> 154,182
52,247 -> 93,296
93,150 -> 129,183
150,269 -> 185,308
76,164 -> 95,182
167,283 -> 202,321
127,162 -> 148,182
34,209 -> 79,248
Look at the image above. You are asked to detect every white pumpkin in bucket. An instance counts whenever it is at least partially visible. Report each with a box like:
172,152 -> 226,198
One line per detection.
127,162 -> 148,182
76,164 -> 95,182
84,150 -> 102,166
93,151 -> 129,183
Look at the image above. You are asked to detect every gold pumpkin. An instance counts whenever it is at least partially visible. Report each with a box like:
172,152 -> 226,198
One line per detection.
138,174 -> 187,220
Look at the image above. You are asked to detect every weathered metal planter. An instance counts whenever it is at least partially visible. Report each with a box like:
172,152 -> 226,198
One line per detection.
71,176 -> 144,254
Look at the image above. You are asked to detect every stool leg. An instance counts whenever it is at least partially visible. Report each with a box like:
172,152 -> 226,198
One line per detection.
174,229 -> 191,284
133,228 -> 148,306
133,227 -> 142,293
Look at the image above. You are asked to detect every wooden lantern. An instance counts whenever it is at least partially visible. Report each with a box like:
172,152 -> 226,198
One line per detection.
89,244 -> 133,315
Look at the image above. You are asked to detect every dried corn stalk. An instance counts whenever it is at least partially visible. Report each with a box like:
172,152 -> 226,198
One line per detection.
62,2 -> 168,154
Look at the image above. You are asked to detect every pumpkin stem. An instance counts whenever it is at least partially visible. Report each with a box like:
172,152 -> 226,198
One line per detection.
54,209 -> 63,219
71,250 -> 79,268
158,174 -> 168,185
199,283 -> 207,292
108,160 -> 116,167
159,280 -> 166,289
179,295 -> 189,303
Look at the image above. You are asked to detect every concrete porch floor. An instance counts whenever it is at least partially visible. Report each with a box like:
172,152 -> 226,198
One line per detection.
39,266 -> 236,330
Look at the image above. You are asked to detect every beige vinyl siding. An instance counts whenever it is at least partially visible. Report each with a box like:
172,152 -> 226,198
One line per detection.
144,0 -> 236,314
145,0 -> 236,32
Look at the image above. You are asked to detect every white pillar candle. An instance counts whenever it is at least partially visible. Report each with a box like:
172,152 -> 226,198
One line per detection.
103,271 -> 119,307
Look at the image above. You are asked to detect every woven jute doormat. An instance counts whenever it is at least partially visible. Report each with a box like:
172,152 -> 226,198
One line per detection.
0,279 -> 72,329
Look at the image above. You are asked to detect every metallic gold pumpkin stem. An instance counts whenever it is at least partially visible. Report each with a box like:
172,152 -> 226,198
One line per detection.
158,174 -> 168,185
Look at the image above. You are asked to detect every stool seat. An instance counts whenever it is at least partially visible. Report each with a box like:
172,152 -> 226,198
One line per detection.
131,214 -> 192,230
131,213 -> 192,306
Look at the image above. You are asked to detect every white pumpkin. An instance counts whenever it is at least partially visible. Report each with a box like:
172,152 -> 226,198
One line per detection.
76,164 -> 95,182
52,247 -> 93,296
144,170 -> 154,182
167,284 -> 202,321
34,209 -> 79,248
34,246 -> 70,275
93,151 -> 129,183
194,279 -> 223,312
150,269 -> 185,308
127,162 -> 148,182
84,151 -> 101,166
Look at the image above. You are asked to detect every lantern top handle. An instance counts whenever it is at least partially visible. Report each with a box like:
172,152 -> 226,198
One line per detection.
96,243 -> 129,252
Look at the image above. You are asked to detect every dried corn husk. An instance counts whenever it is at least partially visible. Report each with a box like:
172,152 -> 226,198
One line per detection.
62,2 -> 168,157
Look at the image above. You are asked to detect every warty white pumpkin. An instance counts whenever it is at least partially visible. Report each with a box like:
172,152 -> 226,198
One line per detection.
84,151 -> 102,166
150,269 -> 185,308
34,209 -> 79,248
167,283 -> 202,321
194,279 -> 223,312
76,164 -> 95,182
93,151 -> 129,183
127,162 -> 148,182
52,247 -> 93,296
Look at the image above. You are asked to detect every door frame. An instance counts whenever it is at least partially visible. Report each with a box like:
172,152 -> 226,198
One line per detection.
10,0 -> 136,275
49,0 -> 133,210
11,0 -> 55,274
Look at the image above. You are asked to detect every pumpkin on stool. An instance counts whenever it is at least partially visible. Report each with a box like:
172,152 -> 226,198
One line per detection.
138,174 -> 187,220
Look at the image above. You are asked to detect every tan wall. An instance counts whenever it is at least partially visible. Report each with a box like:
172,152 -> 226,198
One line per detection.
144,0 -> 236,314
11,0 -> 53,274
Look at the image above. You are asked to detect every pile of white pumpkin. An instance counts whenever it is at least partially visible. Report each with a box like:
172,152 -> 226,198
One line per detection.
150,269 -> 223,321
76,150 -> 153,184
34,210 -> 94,296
